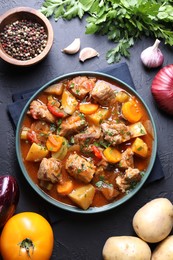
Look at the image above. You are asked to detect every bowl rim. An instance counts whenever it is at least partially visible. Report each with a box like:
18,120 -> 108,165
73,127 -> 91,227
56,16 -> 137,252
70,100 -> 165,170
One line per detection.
0,7 -> 54,66
16,71 -> 157,214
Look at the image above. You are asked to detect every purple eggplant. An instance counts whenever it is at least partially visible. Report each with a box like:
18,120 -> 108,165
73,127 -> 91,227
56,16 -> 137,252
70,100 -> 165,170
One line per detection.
0,175 -> 20,228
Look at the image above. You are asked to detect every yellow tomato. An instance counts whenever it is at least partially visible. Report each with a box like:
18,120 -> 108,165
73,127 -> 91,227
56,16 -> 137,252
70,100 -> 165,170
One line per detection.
0,212 -> 54,260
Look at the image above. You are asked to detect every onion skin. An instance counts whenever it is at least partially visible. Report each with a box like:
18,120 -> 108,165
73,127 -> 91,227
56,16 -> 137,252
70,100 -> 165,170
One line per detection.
151,64 -> 173,115
0,175 -> 20,229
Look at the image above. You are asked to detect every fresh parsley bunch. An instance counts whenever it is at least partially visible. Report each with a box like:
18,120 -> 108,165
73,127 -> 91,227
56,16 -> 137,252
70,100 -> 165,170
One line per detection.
40,0 -> 173,63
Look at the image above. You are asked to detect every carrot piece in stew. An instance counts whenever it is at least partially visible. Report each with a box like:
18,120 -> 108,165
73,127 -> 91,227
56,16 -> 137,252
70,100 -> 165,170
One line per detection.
79,103 -> 99,115
46,135 -> 63,152
103,147 -> 121,163
122,100 -> 142,123
57,181 -> 74,196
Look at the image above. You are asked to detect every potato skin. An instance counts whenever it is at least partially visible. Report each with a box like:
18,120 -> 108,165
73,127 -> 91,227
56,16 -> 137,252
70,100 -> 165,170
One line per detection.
133,198 -> 173,243
102,236 -> 151,260
152,235 -> 173,260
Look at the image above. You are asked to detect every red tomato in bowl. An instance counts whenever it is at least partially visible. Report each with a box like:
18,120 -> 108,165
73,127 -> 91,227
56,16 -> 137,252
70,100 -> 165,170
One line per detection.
0,212 -> 54,260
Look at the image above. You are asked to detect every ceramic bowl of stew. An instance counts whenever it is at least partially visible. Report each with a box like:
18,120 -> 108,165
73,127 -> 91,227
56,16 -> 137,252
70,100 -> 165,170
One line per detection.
0,7 -> 53,66
16,72 -> 157,214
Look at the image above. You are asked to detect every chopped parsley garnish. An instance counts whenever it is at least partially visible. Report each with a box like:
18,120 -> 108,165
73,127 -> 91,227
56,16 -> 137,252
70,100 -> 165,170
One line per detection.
137,146 -> 143,151
79,113 -> 85,120
106,130 -> 114,136
140,128 -> 146,134
70,136 -> 75,144
69,83 -> 75,89
95,181 -> 103,188
99,175 -> 105,181
41,0 -> 173,64
50,123 -> 56,132
77,169 -> 82,174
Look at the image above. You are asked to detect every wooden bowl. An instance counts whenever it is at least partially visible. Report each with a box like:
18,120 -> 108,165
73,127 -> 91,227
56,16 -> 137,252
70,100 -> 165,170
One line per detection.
0,7 -> 54,66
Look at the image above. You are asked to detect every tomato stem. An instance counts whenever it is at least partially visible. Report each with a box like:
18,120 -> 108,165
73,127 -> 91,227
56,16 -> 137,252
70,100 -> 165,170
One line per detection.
18,238 -> 34,257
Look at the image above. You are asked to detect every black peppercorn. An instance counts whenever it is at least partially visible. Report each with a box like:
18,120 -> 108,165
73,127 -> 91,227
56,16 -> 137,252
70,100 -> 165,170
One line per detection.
0,19 -> 48,61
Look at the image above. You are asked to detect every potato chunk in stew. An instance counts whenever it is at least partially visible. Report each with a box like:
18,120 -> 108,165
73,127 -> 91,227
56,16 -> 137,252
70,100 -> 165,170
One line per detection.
68,184 -> 95,210
26,143 -> 49,162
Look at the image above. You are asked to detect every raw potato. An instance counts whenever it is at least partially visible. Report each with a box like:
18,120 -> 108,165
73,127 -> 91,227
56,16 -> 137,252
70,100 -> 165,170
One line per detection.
133,198 -> 173,243
102,236 -> 151,260
152,235 -> 173,260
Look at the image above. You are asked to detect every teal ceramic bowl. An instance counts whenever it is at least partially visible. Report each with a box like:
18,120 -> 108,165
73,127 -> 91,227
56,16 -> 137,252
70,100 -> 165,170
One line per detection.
16,71 -> 157,214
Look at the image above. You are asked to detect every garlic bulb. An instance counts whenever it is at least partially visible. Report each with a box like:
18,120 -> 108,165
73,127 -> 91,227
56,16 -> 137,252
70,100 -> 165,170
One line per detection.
79,47 -> 99,62
62,38 -> 80,54
140,39 -> 164,68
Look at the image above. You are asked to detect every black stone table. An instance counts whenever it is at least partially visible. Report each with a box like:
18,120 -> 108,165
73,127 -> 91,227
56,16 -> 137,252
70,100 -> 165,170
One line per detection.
0,1 -> 173,259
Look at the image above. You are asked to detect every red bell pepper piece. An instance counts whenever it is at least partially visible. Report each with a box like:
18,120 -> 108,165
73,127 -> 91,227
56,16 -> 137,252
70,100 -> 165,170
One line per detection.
92,145 -> 102,159
27,130 -> 39,144
47,103 -> 65,118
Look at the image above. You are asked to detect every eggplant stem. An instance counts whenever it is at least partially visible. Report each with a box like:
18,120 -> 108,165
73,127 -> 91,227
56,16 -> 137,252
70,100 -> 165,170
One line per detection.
18,238 -> 34,258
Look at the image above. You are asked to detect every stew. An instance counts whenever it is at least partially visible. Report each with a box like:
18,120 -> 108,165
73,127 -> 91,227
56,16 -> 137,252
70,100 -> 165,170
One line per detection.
20,75 -> 154,210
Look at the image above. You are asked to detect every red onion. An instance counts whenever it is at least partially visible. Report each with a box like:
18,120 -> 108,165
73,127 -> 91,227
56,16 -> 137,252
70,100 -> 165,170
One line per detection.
151,64 -> 173,115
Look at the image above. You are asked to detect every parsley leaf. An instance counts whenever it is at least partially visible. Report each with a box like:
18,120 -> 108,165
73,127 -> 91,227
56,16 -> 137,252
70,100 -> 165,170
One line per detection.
40,0 -> 173,63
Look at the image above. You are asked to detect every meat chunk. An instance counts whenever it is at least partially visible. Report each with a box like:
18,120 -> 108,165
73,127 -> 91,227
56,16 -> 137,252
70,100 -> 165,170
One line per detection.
124,167 -> 141,182
65,152 -> 96,183
30,121 -> 54,145
37,157 -> 62,183
119,148 -> 134,169
68,76 -> 96,100
97,182 -> 120,201
59,111 -> 87,137
74,126 -> 101,143
27,100 -> 55,123
116,167 -> 141,192
90,80 -> 115,106
101,121 -> 132,145
73,126 -> 102,155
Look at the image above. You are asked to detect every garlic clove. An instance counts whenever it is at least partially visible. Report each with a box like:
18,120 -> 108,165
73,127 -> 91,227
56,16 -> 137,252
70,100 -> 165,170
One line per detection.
62,38 -> 80,54
140,39 -> 164,68
79,47 -> 99,62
